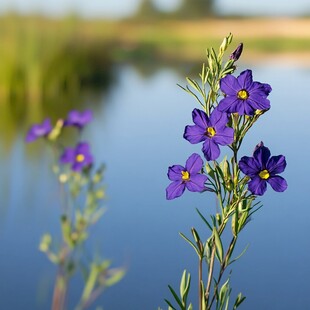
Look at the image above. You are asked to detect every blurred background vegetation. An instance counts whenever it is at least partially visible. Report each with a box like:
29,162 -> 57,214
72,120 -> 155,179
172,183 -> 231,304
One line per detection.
1,0 -> 310,146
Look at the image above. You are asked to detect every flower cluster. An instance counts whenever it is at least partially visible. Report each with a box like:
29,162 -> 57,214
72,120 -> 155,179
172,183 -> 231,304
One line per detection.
166,44 -> 287,200
26,109 -> 94,172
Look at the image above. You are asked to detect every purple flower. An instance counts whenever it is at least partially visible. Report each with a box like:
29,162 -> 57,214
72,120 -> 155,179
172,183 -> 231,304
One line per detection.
64,110 -> 93,129
239,142 -> 288,196
184,108 -> 234,161
230,43 -> 243,61
60,142 -> 93,172
166,153 -> 208,200
25,118 -> 52,143
218,70 -> 272,116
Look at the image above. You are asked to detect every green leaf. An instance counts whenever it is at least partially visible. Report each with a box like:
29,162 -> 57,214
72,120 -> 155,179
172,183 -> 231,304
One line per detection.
105,268 -> 126,287
213,228 -> 223,263
180,270 -> 191,305
233,293 -> 246,309
196,208 -> 213,231
179,233 -> 200,257
168,285 -> 184,309
186,77 -> 203,94
164,299 -> 177,310
228,244 -> 249,266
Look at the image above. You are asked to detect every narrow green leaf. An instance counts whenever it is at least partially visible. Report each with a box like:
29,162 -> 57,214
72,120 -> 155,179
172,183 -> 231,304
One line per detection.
179,233 -> 200,257
164,299 -> 177,310
196,208 -> 213,231
228,244 -> 249,266
213,228 -> 223,263
168,285 -> 184,309
186,77 -> 203,94
233,293 -> 246,309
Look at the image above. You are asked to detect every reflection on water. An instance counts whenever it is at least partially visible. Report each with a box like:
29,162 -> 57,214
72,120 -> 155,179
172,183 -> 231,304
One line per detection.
0,63 -> 310,309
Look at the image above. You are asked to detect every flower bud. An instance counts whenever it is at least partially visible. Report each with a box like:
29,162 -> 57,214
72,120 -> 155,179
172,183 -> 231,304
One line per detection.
230,43 -> 243,61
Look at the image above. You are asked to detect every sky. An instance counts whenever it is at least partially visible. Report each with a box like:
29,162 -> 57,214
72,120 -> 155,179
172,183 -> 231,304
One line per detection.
0,0 -> 309,18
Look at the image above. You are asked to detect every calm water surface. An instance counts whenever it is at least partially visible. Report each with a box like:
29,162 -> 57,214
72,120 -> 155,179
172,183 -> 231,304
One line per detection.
0,63 -> 309,309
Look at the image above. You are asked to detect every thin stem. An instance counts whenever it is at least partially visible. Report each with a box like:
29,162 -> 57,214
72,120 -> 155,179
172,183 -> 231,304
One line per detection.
205,244 -> 216,306
199,256 -> 203,310
52,269 -> 68,310
208,236 -> 237,308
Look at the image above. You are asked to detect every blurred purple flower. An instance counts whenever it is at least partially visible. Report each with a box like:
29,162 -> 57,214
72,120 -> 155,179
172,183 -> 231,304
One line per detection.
64,110 -> 93,129
60,142 -> 93,172
166,153 -> 207,200
184,108 -> 234,161
25,118 -> 52,143
218,69 -> 272,116
239,142 -> 287,196
230,43 -> 243,61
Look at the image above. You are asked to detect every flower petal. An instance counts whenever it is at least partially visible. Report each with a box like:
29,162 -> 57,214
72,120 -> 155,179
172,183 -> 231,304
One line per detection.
218,96 -> 240,113
184,125 -> 206,144
267,176 -> 288,192
248,94 -> 270,111
166,181 -> 186,200
237,70 -> 253,89
239,156 -> 260,177
202,139 -> 220,161
186,174 -> 208,192
60,148 -> 75,164
167,165 -> 184,181
192,109 -> 209,128
267,155 -> 287,175
185,153 -> 204,174
213,127 -> 234,146
220,74 -> 240,95
253,144 -> 271,168
248,176 -> 267,196
209,108 -> 229,128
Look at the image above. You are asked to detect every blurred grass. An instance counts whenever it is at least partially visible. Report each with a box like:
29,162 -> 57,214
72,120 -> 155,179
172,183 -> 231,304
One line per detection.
0,14 -> 310,147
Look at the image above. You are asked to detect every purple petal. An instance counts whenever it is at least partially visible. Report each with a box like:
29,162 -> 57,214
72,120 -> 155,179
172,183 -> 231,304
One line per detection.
253,145 -> 271,168
267,155 -> 286,175
239,156 -> 260,177
72,161 -> 84,172
218,97 -> 242,114
60,148 -> 75,163
185,153 -> 204,174
166,181 -> 185,200
213,127 -> 234,146
249,82 -> 271,97
186,174 -> 207,192
202,139 -> 220,161
248,176 -> 267,196
237,70 -> 253,89
66,109 -> 93,127
25,118 -> 52,142
167,165 -> 184,181
184,125 -> 206,144
267,176 -> 288,192
220,74 -> 240,95
209,108 -> 229,128
192,109 -> 209,128
248,94 -> 270,111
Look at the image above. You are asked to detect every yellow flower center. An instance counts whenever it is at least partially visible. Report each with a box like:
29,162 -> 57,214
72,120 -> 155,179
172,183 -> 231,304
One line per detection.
76,154 -> 85,162
237,89 -> 249,100
181,170 -> 190,181
206,127 -> 216,137
259,169 -> 270,180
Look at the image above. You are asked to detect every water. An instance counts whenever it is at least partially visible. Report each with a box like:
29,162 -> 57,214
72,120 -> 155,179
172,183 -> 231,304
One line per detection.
0,63 -> 309,309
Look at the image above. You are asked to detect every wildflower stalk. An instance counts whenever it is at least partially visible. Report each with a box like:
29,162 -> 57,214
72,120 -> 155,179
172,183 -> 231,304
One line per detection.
164,34 -> 287,310
26,110 -> 125,310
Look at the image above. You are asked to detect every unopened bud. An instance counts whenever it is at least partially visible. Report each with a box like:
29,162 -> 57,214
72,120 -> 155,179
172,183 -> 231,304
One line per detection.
230,43 -> 243,61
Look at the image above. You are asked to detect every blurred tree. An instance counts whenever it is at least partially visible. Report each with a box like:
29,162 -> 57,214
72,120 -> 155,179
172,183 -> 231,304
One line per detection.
134,0 -> 215,20
176,0 -> 215,18
135,0 -> 161,20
